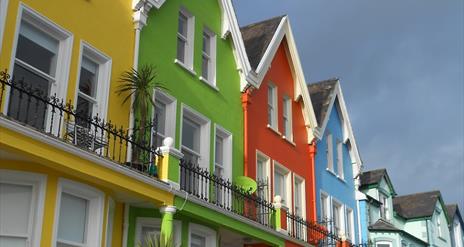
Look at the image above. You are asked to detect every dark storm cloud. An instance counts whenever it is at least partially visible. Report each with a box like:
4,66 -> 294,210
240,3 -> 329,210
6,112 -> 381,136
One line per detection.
233,0 -> 464,209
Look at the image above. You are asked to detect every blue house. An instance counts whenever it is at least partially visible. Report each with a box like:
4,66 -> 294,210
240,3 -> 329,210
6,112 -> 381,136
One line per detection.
307,79 -> 364,244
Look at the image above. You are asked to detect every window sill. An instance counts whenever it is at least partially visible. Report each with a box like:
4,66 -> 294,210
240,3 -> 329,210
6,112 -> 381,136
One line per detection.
174,59 -> 196,76
282,136 -> 296,146
326,168 -> 345,182
199,76 -> 219,91
267,124 -> 281,136
438,236 -> 447,242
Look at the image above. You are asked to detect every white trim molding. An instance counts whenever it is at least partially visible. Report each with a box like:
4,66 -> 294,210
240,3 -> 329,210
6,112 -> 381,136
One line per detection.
0,0 -> 8,56
52,178 -> 105,247
0,169 -> 47,247
4,3 -> 73,117
134,217 -> 181,247
74,40 -> 112,120
188,223 -> 216,247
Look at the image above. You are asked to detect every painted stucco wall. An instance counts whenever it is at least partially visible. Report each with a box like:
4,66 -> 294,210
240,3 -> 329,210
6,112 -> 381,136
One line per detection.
138,0 -> 243,179
315,101 -> 359,240
244,41 -> 316,221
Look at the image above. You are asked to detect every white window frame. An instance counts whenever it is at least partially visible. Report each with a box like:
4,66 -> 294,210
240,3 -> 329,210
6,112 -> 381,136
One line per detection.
331,198 -> 344,236
375,241 -> 393,247
256,150 -> 271,201
180,104 -> 211,170
379,192 -> 389,220
336,139 -> 344,179
105,198 -> 115,247
175,7 -> 195,70
134,217 -> 181,247
345,207 -> 354,241
282,96 -> 293,141
214,124 -> 232,181
0,169 -> 46,247
199,27 -> 216,86
4,4 -> 73,116
152,89 -> 177,147
320,191 -> 330,222
53,178 -> 104,247
293,174 -> 306,219
0,0 -> 9,56
273,161 -> 291,208
326,132 -> 334,172
73,41 -> 112,120
267,83 -> 278,131
188,223 -> 216,247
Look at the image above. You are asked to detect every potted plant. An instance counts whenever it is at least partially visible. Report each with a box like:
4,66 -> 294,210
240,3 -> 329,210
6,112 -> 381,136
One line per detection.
116,64 -> 165,173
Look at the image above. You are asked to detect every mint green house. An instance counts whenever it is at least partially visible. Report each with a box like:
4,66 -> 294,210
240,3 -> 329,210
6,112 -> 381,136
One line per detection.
123,0 -> 293,246
360,169 -> 452,247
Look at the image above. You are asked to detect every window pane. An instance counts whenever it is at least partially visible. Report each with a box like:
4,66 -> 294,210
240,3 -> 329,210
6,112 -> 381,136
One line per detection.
202,55 -> 209,80
0,183 -> 33,235
178,13 -> 187,37
154,101 -> 166,136
215,136 -> 223,166
177,37 -> 186,63
257,159 -> 265,181
294,180 -> 302,216
0,237 -> 27,247
191,234 -> 206,247
79,57 -> 98,97
8,63 -> 49,130
76,96 -> 93,127
182,118 -> 200,152
58,193 -> 88,244
321,195 -> 328,220
16,21 -> 58,76
202,32 -> 210,54
141,226 -> 160,247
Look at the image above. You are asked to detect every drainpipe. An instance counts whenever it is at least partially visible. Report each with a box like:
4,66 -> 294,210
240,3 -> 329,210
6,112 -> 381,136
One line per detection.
127,5 -> 147,162
241,87 -> 253,177
122,3 -> 150,247
309,141 -> 317,220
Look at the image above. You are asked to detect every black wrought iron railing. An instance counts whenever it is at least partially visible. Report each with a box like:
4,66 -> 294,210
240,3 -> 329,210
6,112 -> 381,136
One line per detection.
285,212 -> 344,246
179,159 -> 275,228
0,70 -> 161,176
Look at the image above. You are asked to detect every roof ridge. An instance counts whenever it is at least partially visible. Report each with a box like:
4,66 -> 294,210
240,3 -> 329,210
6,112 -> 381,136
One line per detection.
395,190 -> 441,199
308,77 -> 339,86
240,15 -> 287,29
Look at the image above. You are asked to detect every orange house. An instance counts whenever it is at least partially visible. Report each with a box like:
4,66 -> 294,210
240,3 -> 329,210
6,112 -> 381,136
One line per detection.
240,16 -> 322,245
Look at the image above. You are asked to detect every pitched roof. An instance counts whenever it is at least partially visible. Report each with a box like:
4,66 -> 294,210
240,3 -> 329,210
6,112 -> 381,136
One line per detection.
360,169 -> 387,187
240,15 -> 285,70
307,78 -> 338,126
393,191 -> 442,219
368,219 -> 400,231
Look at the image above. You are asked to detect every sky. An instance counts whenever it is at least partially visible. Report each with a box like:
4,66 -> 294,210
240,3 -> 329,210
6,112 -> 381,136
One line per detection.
233,0 -> 464,210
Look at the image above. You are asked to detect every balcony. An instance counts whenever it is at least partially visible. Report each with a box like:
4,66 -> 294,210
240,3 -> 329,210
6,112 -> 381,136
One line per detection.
179,159 -> 276,228
0,70 -> 160,177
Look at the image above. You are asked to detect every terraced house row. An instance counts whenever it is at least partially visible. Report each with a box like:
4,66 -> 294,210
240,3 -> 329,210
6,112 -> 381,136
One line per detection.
0,0 -> 461,247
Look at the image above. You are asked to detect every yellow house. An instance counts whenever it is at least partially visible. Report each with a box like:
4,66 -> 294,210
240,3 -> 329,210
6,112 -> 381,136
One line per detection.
0,0 -> 175,246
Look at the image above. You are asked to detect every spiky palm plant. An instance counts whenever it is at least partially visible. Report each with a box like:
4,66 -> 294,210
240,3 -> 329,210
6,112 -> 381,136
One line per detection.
116,64 -> 164,165
137,233 -> 179,247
